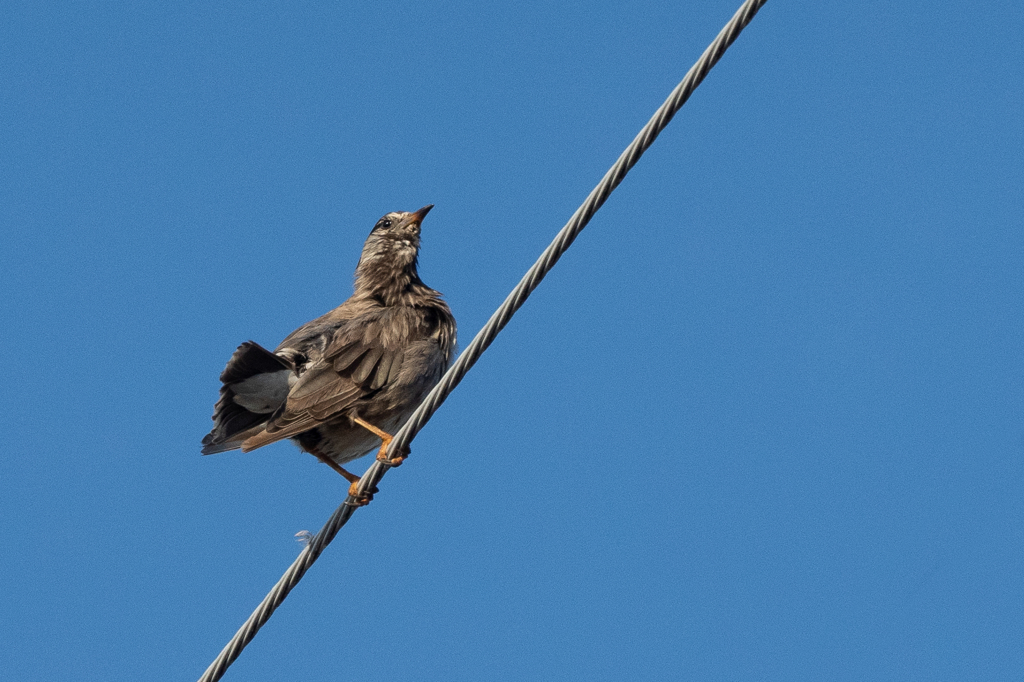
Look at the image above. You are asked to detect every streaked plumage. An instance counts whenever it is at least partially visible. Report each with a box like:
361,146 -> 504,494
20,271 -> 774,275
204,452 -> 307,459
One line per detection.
202,206 -> 456,489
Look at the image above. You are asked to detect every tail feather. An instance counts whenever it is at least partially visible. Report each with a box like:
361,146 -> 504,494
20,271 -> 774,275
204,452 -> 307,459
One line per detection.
202,341 -> 295,455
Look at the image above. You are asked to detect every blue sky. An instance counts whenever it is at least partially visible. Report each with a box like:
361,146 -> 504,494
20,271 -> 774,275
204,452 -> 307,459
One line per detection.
2,1 -> 1022,680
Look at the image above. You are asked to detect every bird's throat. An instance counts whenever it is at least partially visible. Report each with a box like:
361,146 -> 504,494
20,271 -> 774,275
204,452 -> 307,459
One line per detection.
354,261 -> 424,307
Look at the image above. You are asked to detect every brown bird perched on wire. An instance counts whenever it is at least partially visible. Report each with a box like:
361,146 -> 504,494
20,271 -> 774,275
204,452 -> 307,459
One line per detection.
201,205 -> 456,503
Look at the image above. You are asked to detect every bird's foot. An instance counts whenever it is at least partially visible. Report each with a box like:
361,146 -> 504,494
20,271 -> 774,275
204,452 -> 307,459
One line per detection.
375,436 -> 410,467
353,416 -> 406,467
345,480 -> 379,507
308,447 -> 377,504
376,448 -> 407,467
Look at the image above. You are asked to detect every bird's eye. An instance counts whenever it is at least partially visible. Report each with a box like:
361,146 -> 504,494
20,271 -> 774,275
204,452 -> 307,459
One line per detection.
381,220 -> 392,229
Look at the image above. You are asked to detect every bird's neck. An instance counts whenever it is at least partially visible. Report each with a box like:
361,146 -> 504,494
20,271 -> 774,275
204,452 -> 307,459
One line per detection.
353,261 -> 427,306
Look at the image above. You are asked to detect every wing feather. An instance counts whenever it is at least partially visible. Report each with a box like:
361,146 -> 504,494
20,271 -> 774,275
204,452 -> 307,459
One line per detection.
386,351 -> 405,386
241,310 -> 427,451
333,344 -> 369,372
350,346 -> 383,384
372,351 -> 395,390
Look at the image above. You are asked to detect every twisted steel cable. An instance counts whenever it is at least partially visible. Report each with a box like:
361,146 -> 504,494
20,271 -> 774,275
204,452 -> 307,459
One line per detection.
199,1 -> 770,679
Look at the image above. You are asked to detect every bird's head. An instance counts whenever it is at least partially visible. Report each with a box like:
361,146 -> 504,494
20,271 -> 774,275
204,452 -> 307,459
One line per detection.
357,204 -> 433,274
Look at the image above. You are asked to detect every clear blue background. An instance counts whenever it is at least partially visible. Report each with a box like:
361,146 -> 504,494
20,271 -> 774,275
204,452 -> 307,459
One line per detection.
2,1 -> 1022,680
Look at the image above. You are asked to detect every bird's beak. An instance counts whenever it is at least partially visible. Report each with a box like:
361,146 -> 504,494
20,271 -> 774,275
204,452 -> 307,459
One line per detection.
408,204 -> 433,225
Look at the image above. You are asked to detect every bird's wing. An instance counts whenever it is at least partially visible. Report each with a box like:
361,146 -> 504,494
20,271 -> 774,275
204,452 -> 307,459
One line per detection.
240,319 -> 406,451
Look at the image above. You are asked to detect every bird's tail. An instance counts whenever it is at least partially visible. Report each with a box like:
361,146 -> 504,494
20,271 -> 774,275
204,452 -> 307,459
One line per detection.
201,341 -> 295,455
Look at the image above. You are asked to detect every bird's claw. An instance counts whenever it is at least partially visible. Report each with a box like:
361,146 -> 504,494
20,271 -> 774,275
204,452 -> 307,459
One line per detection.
345,482 -> 379,506
376,443 -> 410,467
376,453 -> 406,467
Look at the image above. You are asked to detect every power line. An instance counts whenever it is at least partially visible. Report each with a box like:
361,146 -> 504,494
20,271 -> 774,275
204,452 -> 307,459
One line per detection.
199,1 -> 770,679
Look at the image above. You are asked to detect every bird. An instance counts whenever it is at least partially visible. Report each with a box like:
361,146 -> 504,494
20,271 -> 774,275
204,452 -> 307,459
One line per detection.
201,205 -> 456,504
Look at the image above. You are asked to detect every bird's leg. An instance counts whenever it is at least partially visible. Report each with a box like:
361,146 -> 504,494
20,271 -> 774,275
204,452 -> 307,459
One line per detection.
352,417 -> 407,467
308,447 -> 375,504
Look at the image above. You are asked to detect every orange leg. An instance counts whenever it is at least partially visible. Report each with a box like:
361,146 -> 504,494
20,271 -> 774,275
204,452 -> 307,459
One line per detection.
352,417 -> 407,467
307,447 -> 375,504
